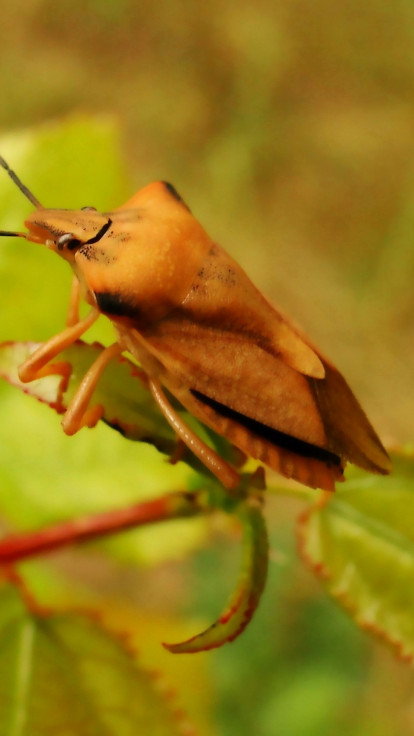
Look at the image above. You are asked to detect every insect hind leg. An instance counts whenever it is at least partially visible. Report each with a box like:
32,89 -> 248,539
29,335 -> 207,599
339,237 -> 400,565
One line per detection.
148,377 -> 241,492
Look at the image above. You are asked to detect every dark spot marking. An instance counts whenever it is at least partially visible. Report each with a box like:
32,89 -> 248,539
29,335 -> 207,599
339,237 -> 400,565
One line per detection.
79,243 -> 95,261
78,243 -> 97,261
79,244 -> 115,264
197,261 -> 236,286
162,182 -> 191,211
95,291 -> 138,318
190,389 -> 341,466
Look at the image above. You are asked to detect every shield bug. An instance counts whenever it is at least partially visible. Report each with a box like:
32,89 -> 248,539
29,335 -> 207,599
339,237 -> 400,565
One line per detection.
0,156 -> 391,492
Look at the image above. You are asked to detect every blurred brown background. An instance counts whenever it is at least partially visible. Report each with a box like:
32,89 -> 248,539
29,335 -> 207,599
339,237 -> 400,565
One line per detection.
0,2 -> 413,734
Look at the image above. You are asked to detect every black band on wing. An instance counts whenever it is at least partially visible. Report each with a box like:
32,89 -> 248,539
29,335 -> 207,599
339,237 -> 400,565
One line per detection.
190,389 -> 341,466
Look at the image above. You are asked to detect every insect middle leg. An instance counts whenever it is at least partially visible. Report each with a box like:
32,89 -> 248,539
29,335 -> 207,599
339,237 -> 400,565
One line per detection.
62,342 -> 122,435
148,378 -> 241,491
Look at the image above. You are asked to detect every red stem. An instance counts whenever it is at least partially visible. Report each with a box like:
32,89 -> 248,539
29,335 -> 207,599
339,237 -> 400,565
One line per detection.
0,491 -> 206,564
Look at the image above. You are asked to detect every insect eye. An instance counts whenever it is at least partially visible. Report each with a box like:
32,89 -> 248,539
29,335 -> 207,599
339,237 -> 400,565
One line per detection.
56,233 -> 82,251
81,206 -> 97,212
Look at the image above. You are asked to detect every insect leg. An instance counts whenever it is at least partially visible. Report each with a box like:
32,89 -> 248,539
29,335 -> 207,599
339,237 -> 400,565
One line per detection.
62,342 -> 122,435
148,378 -> 241,491
18,309 -> 99,383
66,276 -> 81,326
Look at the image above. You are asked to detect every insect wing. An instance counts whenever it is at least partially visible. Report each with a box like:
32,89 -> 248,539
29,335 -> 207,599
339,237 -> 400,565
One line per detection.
309,359 -> 391,475
132,243 -> 390,490
137,316 -> 344,490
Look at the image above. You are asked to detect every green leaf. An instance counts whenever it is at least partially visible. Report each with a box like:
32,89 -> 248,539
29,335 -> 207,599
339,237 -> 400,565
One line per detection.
299,450 -> 414,661
164,497 -> 268,653
0,339 -> 240,487
0,584 -> 189,736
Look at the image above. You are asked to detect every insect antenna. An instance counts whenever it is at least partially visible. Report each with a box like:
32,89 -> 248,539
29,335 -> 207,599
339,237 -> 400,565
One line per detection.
0,230 -> 27,238
0,155 -> 43,209
0,155 -> 43,238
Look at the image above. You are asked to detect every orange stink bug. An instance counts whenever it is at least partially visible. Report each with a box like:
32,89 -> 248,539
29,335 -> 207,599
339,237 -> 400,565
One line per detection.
0,157 -> 391,492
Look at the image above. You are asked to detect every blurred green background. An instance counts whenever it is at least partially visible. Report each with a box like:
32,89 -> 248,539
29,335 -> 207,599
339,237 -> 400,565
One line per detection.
0,1 -> 413,734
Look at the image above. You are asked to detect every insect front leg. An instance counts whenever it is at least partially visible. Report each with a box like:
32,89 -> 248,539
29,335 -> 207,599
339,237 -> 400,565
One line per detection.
148,378 -> 241,491
66,276 -> 81,327
62,342 -> 122,435
18,309 -> 99,384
